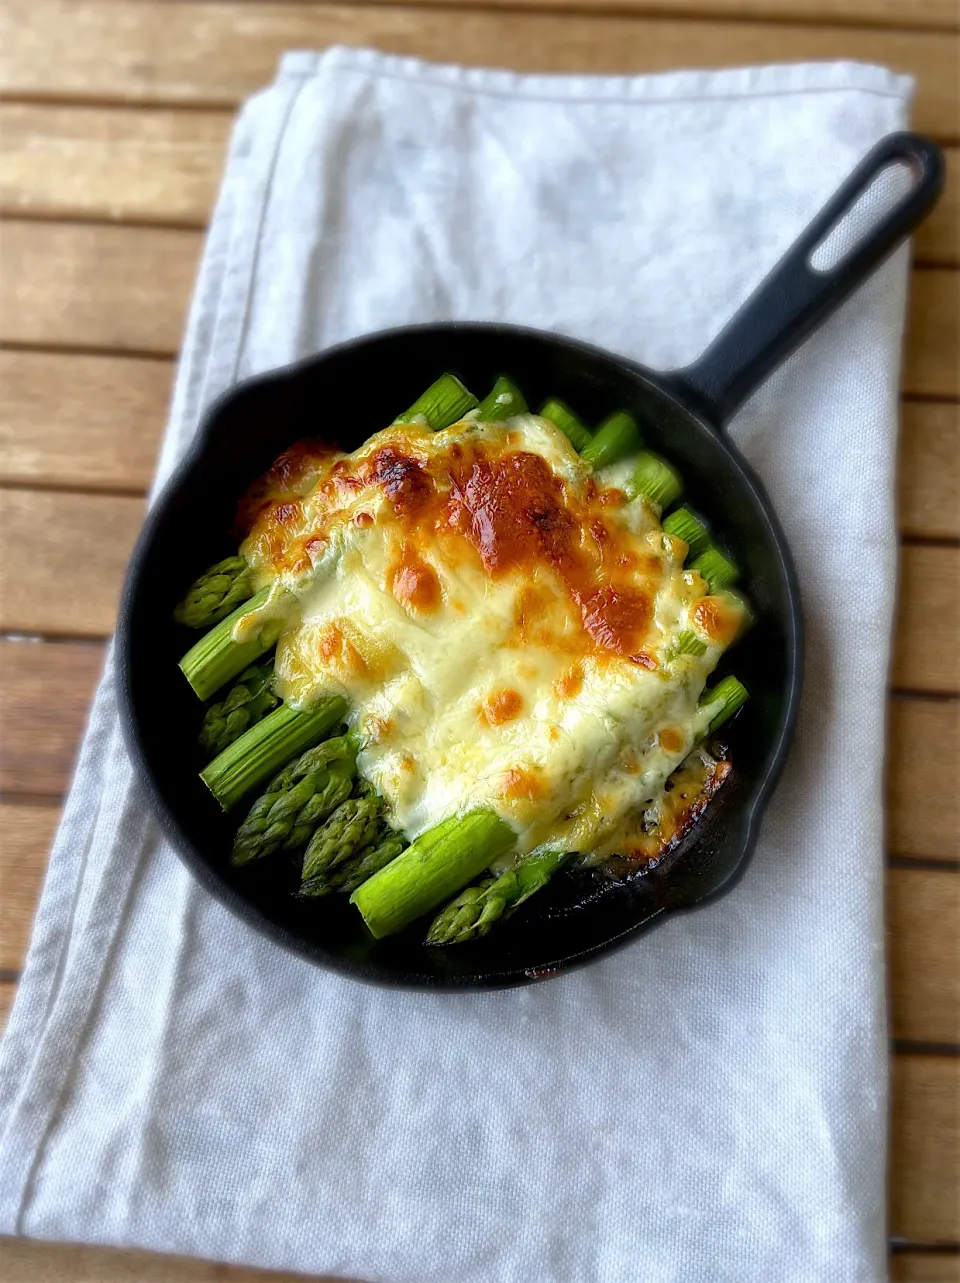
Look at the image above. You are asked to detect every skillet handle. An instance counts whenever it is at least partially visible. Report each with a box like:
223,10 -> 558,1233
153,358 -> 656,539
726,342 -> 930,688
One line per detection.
669,132 -> 945,427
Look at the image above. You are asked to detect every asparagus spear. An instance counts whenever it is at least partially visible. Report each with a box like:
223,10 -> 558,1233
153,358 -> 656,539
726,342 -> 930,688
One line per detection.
662,507 -> 710,558
394,373 -> 478,430
202,696 -> 348,812
476,376 -> 528,422
174,556 -> 254,629
691,546 -> 739,591
301,794 -> 387,884
699,675 -> 749,734
580,410 -> 641,470
198,659 -> 279,759
324,833 -> 408,897
426,847 -> 572,946
179,588 -> 281,700
231,736 -> 357,866
350,809 -> 516,940
539,398 -> 592,453
629,450 -> 682,510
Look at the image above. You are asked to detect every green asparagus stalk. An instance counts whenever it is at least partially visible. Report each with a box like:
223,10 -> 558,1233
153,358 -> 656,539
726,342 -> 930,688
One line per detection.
174,556 -> 254,629
426,847 -> 571,946
301,793 -> 386,883
350,809 -> 516,939
476,376 -> 528,421
690,545 -> 739,592
198,660 -> 279,759
201,695 -> 348,812
179,588 -> 281,701
301,831 -> 407,898
231,736 -> 357,866
699,675 -> 749,734
666,630 -> 708,660
394,373 -> 478,430
580,410 -> 641,470
662,507 -> 710,558
539,398 -> 592,453
629,450 -> 682,510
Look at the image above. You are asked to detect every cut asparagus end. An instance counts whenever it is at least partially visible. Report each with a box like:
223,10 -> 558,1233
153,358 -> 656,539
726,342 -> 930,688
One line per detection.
630,450 -> 682,510
538,398 -> 593,453
174,556 -> 254,629
662,507 -> 710,558
579,410 -> 641,471
394,373 -> 478,430
201,696 -> 348,812
179,588 -> 278,701
699,676 -> 749,734
350,808 -> 516,939
691,546 -> 740,592
476,376 -> 528,422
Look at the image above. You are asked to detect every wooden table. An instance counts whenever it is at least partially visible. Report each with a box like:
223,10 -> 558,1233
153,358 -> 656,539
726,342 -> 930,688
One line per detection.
0,2 -> 957,1279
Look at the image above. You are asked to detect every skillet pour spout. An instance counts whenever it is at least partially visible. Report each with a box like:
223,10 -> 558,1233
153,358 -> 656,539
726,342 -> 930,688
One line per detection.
118,132 -> 944,989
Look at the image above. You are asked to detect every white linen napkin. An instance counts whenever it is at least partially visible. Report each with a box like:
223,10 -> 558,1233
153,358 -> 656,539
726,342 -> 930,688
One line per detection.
0,49 -> 913,1283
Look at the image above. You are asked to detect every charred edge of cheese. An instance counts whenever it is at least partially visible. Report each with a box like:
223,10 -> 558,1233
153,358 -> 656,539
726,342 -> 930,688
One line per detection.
239,415 -> 747,856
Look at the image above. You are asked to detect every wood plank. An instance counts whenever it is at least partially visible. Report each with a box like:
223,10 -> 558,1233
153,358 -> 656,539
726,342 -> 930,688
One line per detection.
888,868 -> 960,1044
888,700 -> 960,862
0,1237 -> 335,1283
892,547 -> 960,695
6,492 -> 952,686
891,1055 -> 960,1240
0,350 -> 170,493
0,489 -> 144,635
0,639 -> 104,795
0,2 -> 956,141
904,271 -> 960,400
0,103 -> 228,228
898,401 -> 960,541
0,221 -> 199,356
1,220 -> 956,399
892,1253 -> 960,1283
3,103 -> 957,270
0,804 -> 57,970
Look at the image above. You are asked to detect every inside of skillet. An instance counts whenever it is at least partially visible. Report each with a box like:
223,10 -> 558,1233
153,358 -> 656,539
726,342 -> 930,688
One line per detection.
120,324 -> 800,988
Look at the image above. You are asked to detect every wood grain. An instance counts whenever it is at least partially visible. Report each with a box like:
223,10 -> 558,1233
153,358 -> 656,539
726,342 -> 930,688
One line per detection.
3,102 -> 957,270
888,700 -> 960,862
0,639 -> 104,794
892,1254 -> 960,1283
892,547 -> 960,695
0,489 -> 144,635
891,1055 -> 960,1240
0,804 -> 58,970
0,350 -> 171,492
1,2 -> 957,141
0,103 -> 229,228
898,400 -> 960,542
888,868 -> 960,1044
0,221 -> 199,356
1,219 -> 957,398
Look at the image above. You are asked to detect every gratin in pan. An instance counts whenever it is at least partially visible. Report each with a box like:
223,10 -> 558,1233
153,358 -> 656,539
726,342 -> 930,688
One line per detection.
118,132 -> 944,988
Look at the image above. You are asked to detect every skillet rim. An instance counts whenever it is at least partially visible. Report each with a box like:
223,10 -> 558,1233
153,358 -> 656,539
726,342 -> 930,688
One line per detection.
116,320 -> 804,990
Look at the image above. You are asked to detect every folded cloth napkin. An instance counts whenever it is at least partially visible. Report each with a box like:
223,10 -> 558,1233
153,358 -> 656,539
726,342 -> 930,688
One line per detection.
0,49 -> 913,1282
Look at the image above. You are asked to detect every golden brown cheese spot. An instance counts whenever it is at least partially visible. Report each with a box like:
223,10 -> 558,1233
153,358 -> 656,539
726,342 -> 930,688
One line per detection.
235,439 -> 337,534
387,544 -> 441,614
555,663 -> 584,700
367,447 -> 433,523
693,595 -> 742,648
481,688 -> 525,727
316,620 -> 369,680
658,726 -> 684,754
582,585 -> 650,657
620,755 -> 732,865
500,767 -> 544,801
354,510 -> 374,529
365,715 -> 396,743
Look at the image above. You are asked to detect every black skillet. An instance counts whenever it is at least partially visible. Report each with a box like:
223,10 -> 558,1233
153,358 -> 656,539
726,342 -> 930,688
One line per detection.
118,132 -> 943,989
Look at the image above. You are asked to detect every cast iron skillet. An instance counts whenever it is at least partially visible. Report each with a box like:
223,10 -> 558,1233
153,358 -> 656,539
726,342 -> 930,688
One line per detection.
118,132 -> 943,989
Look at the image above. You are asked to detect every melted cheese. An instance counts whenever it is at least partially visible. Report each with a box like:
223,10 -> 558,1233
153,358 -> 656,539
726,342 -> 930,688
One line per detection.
238,416 -> 744,857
